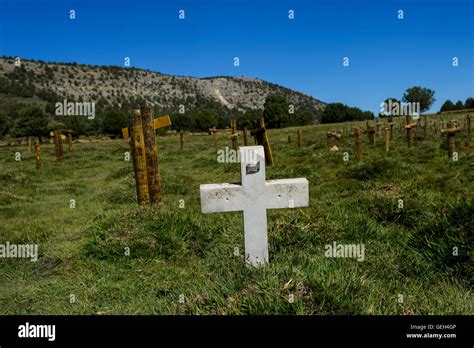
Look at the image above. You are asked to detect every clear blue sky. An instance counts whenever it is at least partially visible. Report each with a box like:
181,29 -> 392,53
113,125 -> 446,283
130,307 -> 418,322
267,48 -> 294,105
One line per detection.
0,0 -> 473,114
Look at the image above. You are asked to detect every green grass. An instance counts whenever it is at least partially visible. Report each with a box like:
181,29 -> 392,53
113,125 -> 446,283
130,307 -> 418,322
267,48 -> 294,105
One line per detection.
0,113 -> 472,315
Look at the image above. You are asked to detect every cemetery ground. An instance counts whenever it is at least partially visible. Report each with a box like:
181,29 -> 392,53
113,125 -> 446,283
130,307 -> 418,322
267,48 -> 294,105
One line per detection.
0,113 -> 472,315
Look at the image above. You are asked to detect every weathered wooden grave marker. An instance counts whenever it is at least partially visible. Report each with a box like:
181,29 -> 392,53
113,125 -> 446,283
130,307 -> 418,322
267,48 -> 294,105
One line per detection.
441,121 -> 461,159
466,114 -> 471,134
243,127 -> 249,146
387,122 -> 394,141
367,127 -> 376,145
28,137 -> 32,153
34,140 -> 41,171
376,123 -> 383,138
62,130 -> 74,153
180,130 -> 184,150
127,109 -> 171,204
297,130 -> 302,148
251,117 -> 274,166
200,146 -> 309,266
354,127 -> 362,160
287,135 -> 291,144
231,118 -> 238,151
423,115 -> 428,140
130,109 -> 150,204
141,106 -> 162,204
53,130 -> 64,163
405,116 -> 417,148
384,128 -> 390,152
209,128 -> 219,148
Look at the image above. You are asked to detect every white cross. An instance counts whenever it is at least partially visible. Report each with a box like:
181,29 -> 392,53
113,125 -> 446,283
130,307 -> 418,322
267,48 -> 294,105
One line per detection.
200,146 -> 309,266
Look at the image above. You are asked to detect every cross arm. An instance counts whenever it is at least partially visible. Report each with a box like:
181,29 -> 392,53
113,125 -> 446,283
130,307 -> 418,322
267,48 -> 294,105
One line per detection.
200,183 -> 245,213
261,178 -> 309,209
441,127 -> 461,134
122,115 -> 172,139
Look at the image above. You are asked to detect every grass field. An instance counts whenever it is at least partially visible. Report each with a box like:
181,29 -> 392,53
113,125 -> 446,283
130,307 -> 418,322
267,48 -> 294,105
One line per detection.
0,113 -> 472,315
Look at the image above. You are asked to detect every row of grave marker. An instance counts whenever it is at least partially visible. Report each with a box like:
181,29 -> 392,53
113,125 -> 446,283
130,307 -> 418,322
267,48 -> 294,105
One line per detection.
25,129 -> 75,171
25,113 -> 470,176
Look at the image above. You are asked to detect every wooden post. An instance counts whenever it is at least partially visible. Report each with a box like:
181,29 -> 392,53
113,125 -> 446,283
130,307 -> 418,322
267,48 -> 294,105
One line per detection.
67,132 -> 74,152
447,128 -> 455,158
423,115 -> 427,140
367,127 -> 376,145
180,130 -> 184,149
243,127 -> 249,146
441,121 -> 461,159
467,114 -> 471,134
251,117 -> 274,166
53,130 -> 64,163
405,116 -> 416,148
28,137 -> 32,153
260,117 -> 274,166
34,140 -> 41,171
130,109 -> 150,205
407,126 -> 414,148
212,129 -> 218,148
141,106 -> 161,204
376,123 -> 382,138
297,130 -> 302,148
388,122 -> 394,141
384,128 -> 390,152
231,118 -> 238,151
354,127 -> 362,160
287,134 -> 291,144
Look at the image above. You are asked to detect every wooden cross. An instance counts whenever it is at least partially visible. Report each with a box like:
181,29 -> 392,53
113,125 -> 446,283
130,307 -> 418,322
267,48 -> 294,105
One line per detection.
51,130 -> 64,162
297,130 -> 303,148
326,131 -> 341,147
366,127 -> 376,145
405,122 -> 417,148
441,122 -> 461,158
34,140 -> 41,171
122,115 -> 171,139
200,146 -> 309,266
353,127 -> 363,160
376,123 -> 383,138
209,127 -> 220,148
250,117 -> 274,166
128,109 -> 172,205
230,118 -> 238,151
387,122 -> 394,141
243,127 -> 249,146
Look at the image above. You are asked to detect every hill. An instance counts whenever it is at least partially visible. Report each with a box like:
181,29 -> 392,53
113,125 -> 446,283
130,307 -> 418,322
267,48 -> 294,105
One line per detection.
0,57 -> 326,121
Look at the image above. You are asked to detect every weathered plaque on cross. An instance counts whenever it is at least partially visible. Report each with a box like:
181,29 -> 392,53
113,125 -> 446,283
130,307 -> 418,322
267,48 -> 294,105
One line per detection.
200,146 -> 309,266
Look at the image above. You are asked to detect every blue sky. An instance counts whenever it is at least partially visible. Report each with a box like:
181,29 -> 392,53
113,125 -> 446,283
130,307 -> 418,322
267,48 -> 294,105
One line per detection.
0,0 -> 472,114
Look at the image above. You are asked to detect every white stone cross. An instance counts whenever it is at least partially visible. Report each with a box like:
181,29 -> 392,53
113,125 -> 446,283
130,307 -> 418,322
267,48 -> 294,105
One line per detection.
200,146 -> 309,266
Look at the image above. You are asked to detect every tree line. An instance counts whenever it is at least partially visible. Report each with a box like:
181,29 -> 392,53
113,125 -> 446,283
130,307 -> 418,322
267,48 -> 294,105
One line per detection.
1,79 -> 471,140
440,98 -> 474,112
